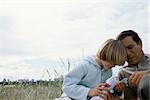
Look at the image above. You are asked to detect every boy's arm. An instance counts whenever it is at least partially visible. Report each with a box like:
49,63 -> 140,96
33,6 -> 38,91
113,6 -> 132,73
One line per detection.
62,62 -> 90,100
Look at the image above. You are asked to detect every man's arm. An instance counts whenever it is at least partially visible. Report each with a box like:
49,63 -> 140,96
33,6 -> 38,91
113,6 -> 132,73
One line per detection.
128,69 -> 150,88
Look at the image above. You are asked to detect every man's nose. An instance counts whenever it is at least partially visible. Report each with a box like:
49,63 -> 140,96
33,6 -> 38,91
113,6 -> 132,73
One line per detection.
126,49 -> 132,56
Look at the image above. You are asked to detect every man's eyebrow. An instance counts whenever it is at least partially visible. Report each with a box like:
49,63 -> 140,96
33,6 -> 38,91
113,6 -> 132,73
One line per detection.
127,44 -> 134,47
125,44 -> 134,49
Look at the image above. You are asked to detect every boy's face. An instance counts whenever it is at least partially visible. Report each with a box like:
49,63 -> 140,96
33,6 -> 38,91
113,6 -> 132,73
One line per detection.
121,36 -> 143,65
102,60 -> 115,69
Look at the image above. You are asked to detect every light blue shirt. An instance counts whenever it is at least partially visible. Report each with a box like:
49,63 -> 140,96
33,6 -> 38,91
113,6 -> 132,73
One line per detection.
62,56 -> 112,100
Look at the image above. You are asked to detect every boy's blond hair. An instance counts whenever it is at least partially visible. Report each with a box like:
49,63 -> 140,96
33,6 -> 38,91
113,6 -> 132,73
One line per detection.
97,39 -> 127,66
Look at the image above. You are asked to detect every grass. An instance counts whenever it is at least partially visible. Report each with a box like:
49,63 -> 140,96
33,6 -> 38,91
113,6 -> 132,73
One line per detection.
0,81 -> 62,100
0,58 -> 76,100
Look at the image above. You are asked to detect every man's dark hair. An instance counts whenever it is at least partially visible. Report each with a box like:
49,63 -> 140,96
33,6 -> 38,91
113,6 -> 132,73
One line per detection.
117,30 -> 142,45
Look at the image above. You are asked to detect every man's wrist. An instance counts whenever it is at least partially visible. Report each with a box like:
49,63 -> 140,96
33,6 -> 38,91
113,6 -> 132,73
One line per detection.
145,69 -> 150,74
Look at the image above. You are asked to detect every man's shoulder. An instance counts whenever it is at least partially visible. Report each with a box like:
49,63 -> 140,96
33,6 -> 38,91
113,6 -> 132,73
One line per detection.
145,53 -> 150,57
145,54 -> 150,62
138,54 -> 150,69
145,54 -> 150,60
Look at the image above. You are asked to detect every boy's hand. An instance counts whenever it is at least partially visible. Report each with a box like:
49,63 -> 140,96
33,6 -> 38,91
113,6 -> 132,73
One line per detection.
88,83 -> 109,97
114,82 -> 125,92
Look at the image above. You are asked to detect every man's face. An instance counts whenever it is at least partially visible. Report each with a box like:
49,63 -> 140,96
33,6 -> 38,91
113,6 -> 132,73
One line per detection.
121,36 -> 143,65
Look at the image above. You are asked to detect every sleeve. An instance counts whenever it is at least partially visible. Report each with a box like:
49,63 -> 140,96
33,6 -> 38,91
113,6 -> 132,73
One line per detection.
62,62 -> 90,100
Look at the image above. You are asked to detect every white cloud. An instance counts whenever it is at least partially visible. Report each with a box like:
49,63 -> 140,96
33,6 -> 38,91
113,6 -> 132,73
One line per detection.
0,0 -> 149,80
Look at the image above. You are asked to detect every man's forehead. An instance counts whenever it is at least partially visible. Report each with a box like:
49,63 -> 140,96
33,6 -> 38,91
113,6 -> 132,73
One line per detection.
120,37 -> 138,48
121,37 -> 135,44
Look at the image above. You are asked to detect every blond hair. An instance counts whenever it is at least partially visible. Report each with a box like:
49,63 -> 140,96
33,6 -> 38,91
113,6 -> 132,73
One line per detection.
96,39 -> 127,66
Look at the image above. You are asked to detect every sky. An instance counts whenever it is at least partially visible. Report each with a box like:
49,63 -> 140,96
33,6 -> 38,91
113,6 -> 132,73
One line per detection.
0,0 -> 149,81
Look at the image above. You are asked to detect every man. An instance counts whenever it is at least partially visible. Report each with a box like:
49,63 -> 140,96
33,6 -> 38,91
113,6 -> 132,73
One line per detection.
116,30 -> 150,100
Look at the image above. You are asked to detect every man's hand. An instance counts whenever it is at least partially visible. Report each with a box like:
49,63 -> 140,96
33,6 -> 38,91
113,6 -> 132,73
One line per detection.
88,83 -> 108,97
114,82 -> 125,92
129,71 -> 145,88
103,94 -> 123,100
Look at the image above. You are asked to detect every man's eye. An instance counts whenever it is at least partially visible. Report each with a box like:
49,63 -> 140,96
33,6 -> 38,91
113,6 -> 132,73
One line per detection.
127,46 -> 133,49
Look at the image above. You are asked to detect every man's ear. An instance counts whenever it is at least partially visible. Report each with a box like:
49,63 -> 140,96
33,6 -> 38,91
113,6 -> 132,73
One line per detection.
138,41 -> 142,48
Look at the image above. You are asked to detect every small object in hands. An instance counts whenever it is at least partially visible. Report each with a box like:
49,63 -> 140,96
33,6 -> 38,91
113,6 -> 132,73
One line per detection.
121,68 -> 134,74
106,76 -> 119,89
105,76 -> 119,95
90,96 -> 104,100
109,89 -> 114,94
120,78 -> 129,86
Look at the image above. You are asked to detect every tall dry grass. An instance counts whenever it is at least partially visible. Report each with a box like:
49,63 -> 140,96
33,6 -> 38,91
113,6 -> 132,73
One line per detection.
0,82 -> 62,100
0,57 -> 78,100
